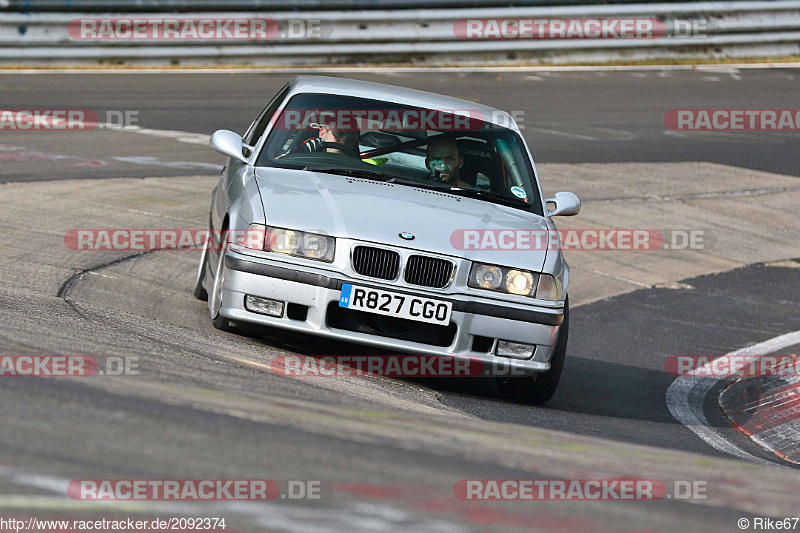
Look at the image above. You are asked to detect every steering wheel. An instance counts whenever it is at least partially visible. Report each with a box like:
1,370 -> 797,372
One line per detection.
299,138 -> 362,159
325,142 -> 362,159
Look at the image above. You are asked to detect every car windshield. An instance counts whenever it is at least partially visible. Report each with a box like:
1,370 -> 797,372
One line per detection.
256,93 -> 543,215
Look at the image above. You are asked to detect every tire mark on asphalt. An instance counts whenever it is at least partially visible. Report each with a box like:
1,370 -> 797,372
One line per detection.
56,250 -> 155,317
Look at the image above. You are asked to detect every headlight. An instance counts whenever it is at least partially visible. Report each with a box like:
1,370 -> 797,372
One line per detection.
237,224 -> 335,263
267,227 -> 335,262
299,231 -> 332,260
505,269 -> 535,295
469,262 -> 560,300
472,264 -> 503,290
269,228 -> 298,253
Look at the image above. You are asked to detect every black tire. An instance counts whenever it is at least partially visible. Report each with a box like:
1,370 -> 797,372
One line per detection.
209,227 -> 233,332
193,244 -> 209,301
497,297 -> 569,404
211,306 -> 232,331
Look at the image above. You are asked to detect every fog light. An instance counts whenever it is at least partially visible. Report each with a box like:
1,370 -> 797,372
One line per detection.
245,295 -> 284,317
496,340 -> 535,359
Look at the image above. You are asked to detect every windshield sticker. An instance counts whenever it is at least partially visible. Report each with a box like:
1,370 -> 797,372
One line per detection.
510,186 -> 527,199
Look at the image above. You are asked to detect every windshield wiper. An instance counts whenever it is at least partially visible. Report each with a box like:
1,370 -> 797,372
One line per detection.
384,176 -> 451,191
445,187 -> 529,208
303,166 -> 453,192
301,167 -> 396,181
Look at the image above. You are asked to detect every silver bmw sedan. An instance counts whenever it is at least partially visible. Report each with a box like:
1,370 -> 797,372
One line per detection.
196,75 -> 580,403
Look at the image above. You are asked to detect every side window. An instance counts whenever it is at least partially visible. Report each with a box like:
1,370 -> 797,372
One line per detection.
243,85 -> 290,148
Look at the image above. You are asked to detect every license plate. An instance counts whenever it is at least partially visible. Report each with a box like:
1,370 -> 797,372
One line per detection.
339,284 -> 452,326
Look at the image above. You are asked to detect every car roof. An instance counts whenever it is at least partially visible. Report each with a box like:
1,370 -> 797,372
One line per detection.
287,75 -> 519,130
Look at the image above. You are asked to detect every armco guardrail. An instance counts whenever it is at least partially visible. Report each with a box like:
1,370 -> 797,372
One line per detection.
0,0 -> 743,12
1,1 -> 798,65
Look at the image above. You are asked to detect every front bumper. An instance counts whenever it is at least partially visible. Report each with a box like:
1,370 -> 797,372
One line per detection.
218,250 -> 565,375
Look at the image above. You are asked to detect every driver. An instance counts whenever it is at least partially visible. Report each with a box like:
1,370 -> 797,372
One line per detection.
425,137 -> 471,188
300,124 -> 360,157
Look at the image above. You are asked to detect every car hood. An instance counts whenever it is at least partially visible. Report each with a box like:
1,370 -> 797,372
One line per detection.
254,167 -> 550,271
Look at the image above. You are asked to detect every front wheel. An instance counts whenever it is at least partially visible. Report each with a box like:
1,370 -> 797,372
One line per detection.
208,228 -> 232,331
193,242 -> 209,301
497,297 -> 569,404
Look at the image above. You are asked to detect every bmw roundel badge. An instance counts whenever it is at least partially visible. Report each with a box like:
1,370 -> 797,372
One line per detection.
399,232 -> 415,241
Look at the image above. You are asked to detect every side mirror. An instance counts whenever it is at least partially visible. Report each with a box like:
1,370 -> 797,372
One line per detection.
210,130 -> 248,163
546,191 -> 581,216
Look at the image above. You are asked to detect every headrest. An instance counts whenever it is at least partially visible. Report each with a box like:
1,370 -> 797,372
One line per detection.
455,139 -> 498,187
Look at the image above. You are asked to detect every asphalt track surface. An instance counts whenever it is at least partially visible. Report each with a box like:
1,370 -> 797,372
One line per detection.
2,68 -> 799,181
1,68 -> 799,532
